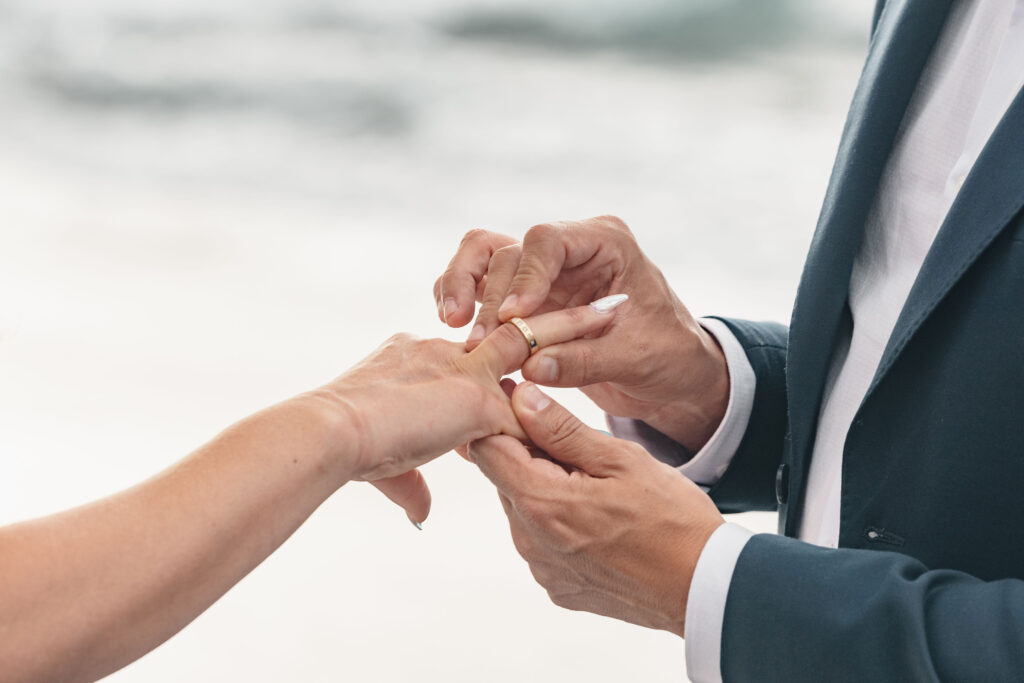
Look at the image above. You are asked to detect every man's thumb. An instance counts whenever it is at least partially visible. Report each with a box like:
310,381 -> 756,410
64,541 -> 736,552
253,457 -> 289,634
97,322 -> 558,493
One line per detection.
511,382 -> 621,476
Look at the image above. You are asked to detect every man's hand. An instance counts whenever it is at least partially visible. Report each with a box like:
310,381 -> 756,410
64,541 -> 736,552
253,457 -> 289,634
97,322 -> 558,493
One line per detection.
434,216 -> 729,452
468,382 -> 725,638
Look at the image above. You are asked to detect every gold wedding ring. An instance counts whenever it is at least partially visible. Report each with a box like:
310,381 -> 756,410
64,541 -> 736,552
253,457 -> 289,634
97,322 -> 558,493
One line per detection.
508,317 -> 539,355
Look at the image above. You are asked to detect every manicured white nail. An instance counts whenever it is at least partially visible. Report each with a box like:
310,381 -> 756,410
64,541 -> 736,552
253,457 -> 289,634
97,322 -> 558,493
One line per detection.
443,297 -> 458,322
534,356 -> 558,383
467,324 -> 485,344
411,520 -> 423,530
498,294 -> 519,317
589,293 -> 629,314
521,383 -> 551,412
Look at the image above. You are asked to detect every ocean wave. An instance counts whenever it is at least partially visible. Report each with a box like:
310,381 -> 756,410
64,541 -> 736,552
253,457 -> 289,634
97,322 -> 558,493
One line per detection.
0,0 -> 863,128
437,0 -> 804,60
27,67 -> 414,135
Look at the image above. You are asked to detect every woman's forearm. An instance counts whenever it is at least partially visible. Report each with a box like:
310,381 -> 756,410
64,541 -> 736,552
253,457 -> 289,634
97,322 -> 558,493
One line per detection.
0,392 -> 353,682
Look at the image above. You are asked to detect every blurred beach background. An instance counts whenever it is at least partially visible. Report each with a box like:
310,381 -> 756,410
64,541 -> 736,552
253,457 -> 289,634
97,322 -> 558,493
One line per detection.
0,1 -> 870,680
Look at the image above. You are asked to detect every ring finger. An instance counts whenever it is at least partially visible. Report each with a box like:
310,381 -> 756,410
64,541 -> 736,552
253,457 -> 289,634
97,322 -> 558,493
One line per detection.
467,296 -> 628,378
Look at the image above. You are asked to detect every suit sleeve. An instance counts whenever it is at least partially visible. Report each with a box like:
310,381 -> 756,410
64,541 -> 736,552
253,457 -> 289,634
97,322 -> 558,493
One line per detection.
703,317 -> 789,513
872,0 -> 889,37
722,533 -> 1024,682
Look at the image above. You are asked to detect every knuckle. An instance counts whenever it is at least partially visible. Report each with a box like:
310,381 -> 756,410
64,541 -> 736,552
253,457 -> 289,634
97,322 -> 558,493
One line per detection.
510,255 -> 551,289
546,589 -> 567,608
601,443 -> 642,476
490,244 -> 521,267
459,228 -> 490,247
574,343 -> 595,381
511,533 -> 536,562
477,294 -> 501,315
480,279 -> 513,313
546,588 -> 581,611
546,411 -> 584,449
633,362 -> 657,386
594,216 -> 636,249
525,222 -> 559,243
597,214 -> 629,233
385,332 -> 414,346
625,441 -> 648,461
530,567 -> 550,587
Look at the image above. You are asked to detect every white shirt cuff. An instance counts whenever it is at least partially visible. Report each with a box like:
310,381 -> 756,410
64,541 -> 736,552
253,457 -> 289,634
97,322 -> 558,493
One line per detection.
679,318 -> 757,486
684,522 -> 754,683
605,318 -> 757,487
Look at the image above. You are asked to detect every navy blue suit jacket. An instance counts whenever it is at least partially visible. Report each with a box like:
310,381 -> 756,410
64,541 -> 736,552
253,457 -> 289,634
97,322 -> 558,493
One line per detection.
705,1 -> 1024,679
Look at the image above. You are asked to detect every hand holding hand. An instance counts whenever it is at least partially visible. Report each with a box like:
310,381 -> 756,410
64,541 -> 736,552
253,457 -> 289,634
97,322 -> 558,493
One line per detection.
468,382 -> 724,637
316,303 -> 624,524
435,216 -> 729,452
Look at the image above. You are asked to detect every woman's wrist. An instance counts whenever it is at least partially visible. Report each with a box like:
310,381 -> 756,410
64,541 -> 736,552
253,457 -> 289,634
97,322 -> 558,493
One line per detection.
288,386 -> 369,487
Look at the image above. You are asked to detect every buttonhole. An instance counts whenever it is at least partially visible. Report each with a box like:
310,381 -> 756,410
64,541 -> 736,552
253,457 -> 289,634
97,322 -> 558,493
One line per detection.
864,526 -> 905,546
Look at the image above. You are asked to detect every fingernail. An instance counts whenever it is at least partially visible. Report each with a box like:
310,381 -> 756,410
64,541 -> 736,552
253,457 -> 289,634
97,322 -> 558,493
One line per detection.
534,356 -> 558,383
467,324 -> 485,344
521,383 -> 551,412
498,294 -> 519,318
589,293 -> 629,314
443,297 -> 458,322
411,520 -> 423,530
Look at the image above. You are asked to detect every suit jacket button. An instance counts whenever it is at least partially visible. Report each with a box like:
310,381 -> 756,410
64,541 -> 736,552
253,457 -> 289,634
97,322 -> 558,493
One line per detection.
775,463 -> 790,505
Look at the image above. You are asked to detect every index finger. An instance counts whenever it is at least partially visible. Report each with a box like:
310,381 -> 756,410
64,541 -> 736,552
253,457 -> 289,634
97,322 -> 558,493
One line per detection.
497,216 -> 627,322
438,230 -> 517,328
466,297 -> 628,378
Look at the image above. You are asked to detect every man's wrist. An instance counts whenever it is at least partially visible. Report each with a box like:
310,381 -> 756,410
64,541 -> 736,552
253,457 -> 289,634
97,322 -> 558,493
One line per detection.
645,325 -> 730,452
672,517 -> 727,639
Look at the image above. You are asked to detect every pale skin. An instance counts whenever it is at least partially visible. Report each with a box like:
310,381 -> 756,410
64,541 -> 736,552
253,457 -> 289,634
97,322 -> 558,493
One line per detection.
437,215 -> 732,638
0,304 -> 618,683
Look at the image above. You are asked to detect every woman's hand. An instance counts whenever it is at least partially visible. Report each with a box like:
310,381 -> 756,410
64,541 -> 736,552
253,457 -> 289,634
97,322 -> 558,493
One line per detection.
316,302 -> 627,524
434,216 -> 729,453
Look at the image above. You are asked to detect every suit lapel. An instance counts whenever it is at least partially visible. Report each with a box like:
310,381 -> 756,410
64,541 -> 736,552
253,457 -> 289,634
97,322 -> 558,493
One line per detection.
866,88 -> 1024,399
783,0 -> 954,535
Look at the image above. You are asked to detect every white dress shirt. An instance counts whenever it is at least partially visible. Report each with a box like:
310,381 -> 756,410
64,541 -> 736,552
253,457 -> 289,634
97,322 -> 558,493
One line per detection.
610,2 -> 1024,680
